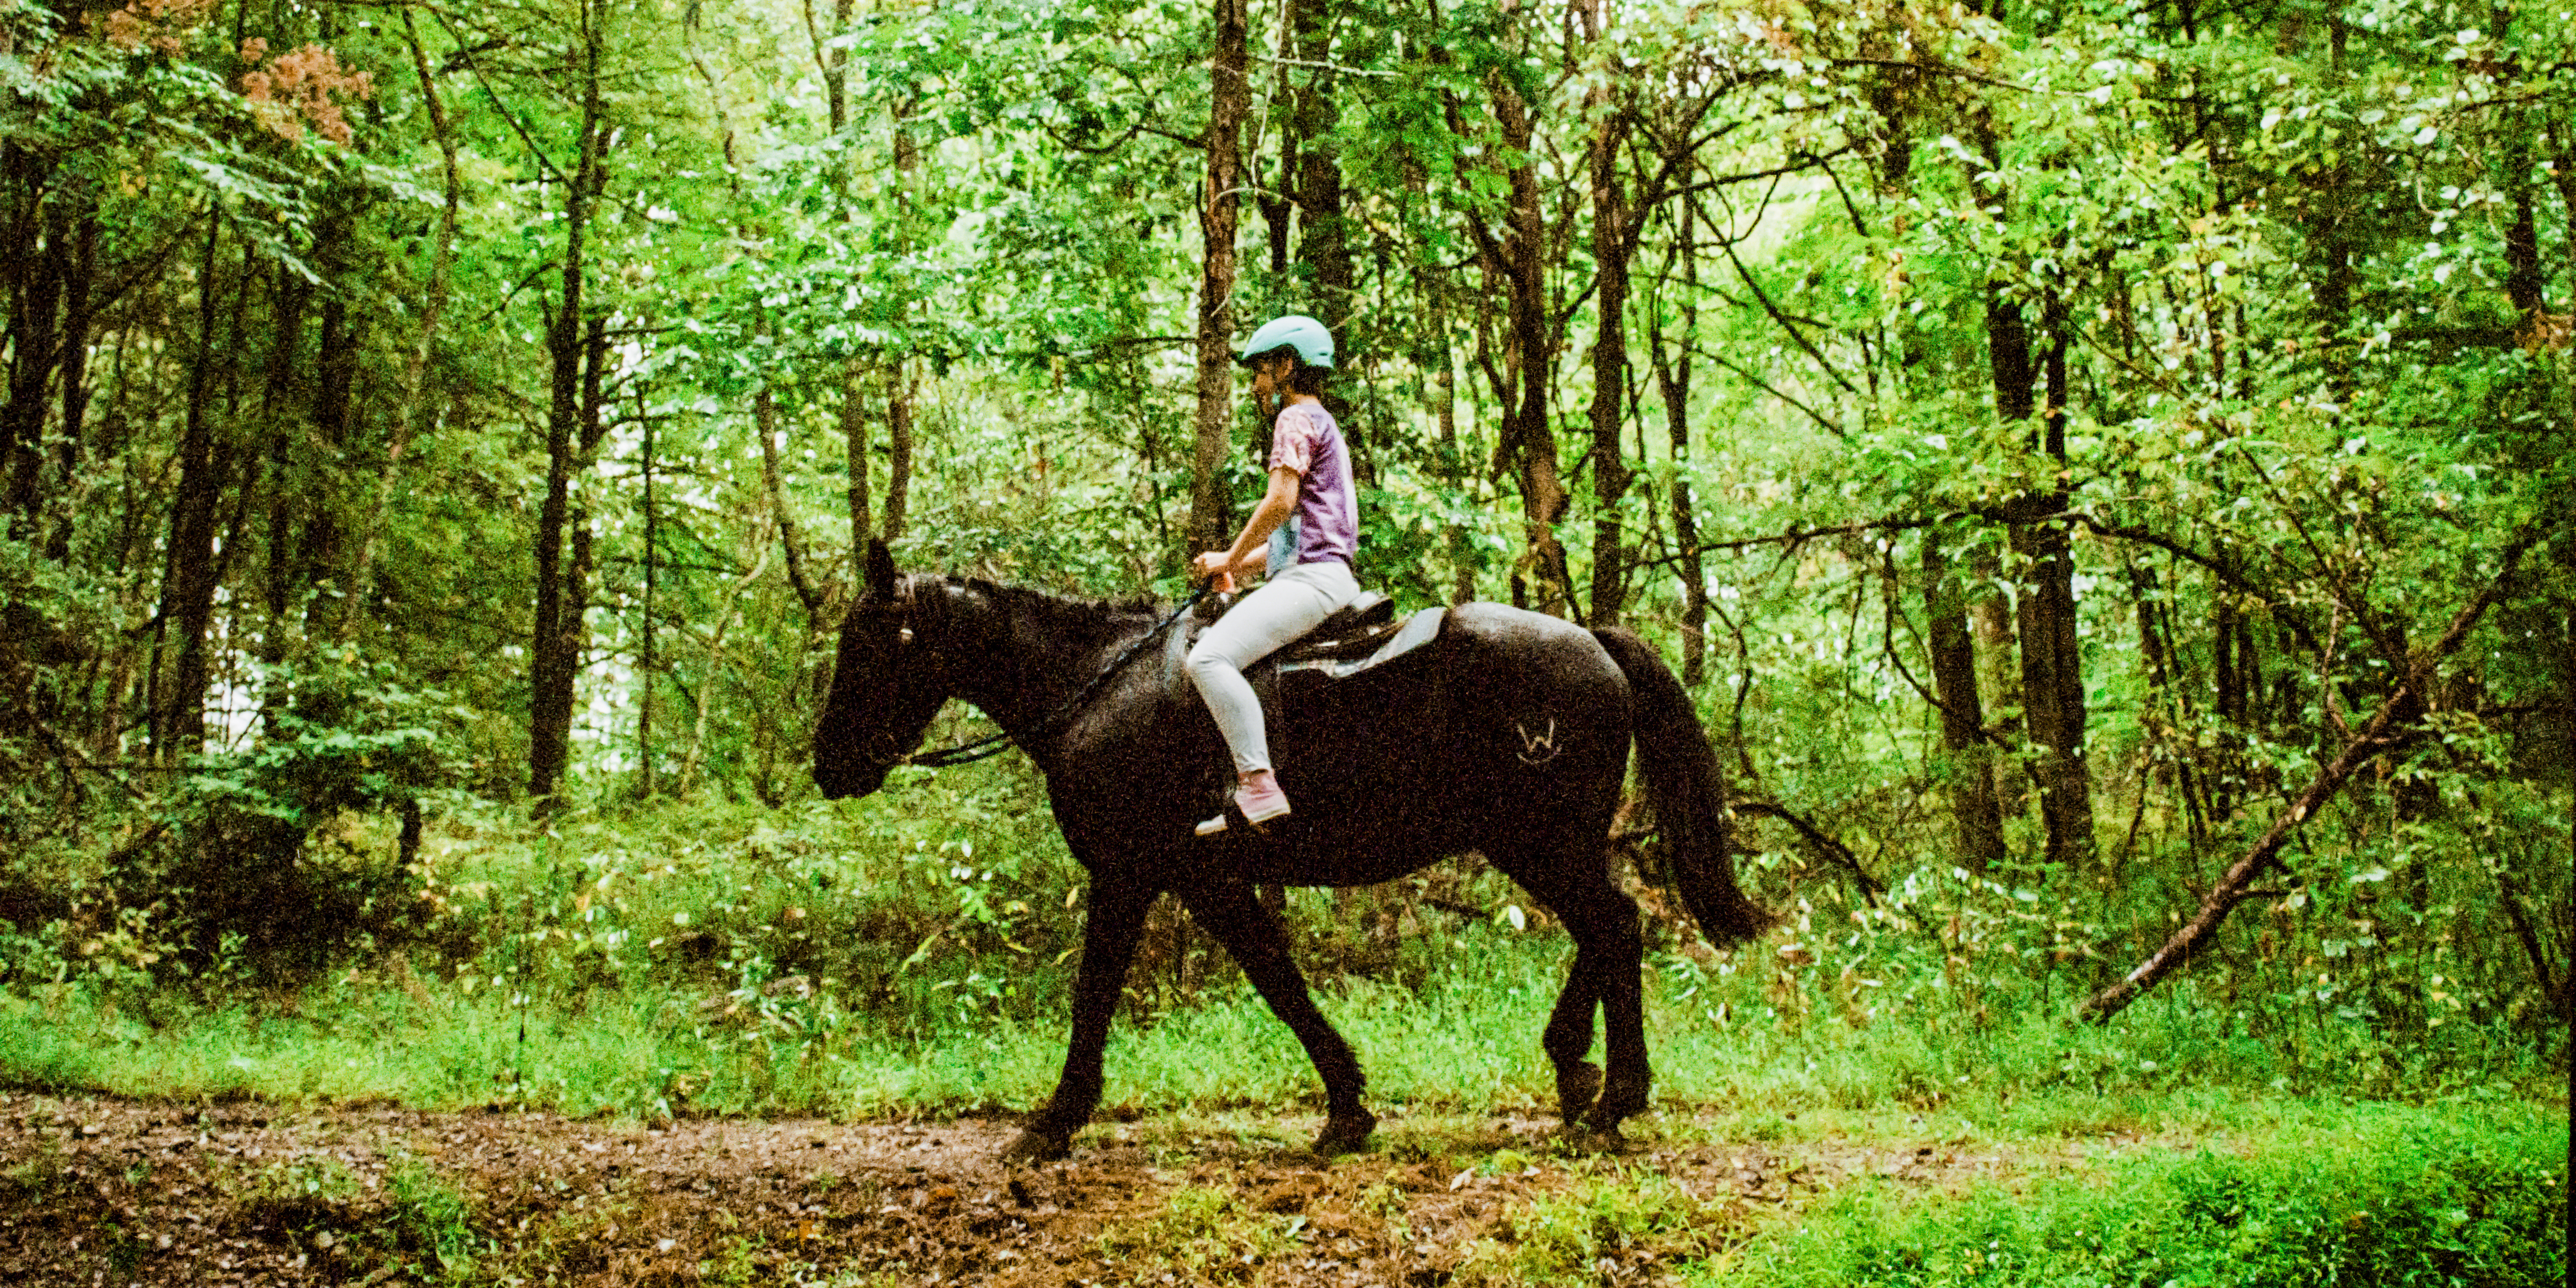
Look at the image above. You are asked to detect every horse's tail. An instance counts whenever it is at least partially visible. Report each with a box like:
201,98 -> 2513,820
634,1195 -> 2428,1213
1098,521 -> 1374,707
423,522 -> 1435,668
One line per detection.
1592,626 -> 1776,949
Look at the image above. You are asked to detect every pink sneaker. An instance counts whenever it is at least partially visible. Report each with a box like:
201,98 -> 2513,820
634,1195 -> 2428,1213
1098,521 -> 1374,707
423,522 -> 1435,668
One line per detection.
1236,770 -> 1292,826
1195,770 -> 1293,836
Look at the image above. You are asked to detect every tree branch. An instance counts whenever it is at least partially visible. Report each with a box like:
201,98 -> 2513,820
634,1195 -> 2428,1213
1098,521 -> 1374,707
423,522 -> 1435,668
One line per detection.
2074,514 -> 2553,1022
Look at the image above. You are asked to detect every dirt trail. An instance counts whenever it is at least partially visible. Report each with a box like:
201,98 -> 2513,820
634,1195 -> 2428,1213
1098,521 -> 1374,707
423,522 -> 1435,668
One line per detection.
1,1091 -> 2056,1286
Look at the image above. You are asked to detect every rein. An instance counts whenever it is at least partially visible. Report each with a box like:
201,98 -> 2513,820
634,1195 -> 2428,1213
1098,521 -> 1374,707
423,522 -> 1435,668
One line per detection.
903,585 -> 1212,769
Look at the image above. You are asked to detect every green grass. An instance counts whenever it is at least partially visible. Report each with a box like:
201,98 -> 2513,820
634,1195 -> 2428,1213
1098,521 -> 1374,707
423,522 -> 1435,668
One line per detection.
3,925 -> 2558,1137
1706,1104 -> 2567,1287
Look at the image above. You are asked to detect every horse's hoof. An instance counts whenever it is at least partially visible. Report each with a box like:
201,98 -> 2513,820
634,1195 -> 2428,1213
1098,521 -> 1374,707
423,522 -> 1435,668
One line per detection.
1001,1128 -> 1071,1164
1555,1061 -> 1603,1126
1560,1120 -> 1629,1152
1311,1108 -> 1378,1158
1588,1081 -> 1649,1130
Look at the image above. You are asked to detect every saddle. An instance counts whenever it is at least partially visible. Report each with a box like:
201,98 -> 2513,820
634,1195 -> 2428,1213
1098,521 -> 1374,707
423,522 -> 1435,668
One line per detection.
1163,589 -> 1447,696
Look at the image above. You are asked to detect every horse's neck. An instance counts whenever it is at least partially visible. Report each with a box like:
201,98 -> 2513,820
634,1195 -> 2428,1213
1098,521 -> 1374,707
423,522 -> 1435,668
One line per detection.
928,581 -> 1142,742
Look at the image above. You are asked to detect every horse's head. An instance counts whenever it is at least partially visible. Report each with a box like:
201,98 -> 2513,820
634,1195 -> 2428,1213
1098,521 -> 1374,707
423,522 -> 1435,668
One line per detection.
812,539 -> 949,800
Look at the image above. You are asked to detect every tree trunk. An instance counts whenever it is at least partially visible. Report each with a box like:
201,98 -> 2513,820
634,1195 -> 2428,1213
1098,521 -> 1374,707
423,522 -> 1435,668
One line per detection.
1191,0 -> 1250,555
44,210 -> 96,564
555,320 -> 610,776
881,106 -> 918,546
1425,275 -> 1473,604
840,359 -> 872,548
757,373 -> 828,621
1490,77 -> 1572,615
1256,0 -> 1297,278
1286,0 -> 1351,320
299,275 -> 358,649
1924,528 -> 2007,869
351,9 -> 461,635
1585,98 -> 1632,629
822,0 -> 854,135
4,186 -> 65,530
529,6 -> 607,801
638,388 -> 656,799
255,259 -> 314,735
2502,130 -> 2544,322
883,365 -> 913,544
1652,201 -> 1705,684
2011,305 -> 2095,868
154,220 -> 234,761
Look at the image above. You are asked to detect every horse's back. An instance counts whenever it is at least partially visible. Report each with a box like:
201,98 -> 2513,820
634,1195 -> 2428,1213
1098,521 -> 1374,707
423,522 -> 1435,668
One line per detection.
1245,601 -> 1630,874
1053,599 -> 1636,882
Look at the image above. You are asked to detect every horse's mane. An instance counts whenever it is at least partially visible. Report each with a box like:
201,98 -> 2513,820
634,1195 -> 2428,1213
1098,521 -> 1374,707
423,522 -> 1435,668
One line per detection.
917,575 -> 1166,666
945,576 -> 1162,620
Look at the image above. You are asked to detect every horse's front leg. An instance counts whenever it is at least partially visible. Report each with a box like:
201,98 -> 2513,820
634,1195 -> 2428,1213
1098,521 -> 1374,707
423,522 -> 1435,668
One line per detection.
1004,878 -> 1155,1163
1177,879 -> 1376,1156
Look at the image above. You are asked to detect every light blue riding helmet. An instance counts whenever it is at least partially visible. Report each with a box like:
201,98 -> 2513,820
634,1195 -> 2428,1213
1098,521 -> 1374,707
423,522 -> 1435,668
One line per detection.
1237,315 -> 1335,368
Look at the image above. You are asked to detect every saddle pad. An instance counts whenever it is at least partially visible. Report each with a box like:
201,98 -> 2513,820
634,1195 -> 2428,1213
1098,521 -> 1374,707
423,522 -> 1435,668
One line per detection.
1276,606 -> 1445,681
1163,602 -> 1449,697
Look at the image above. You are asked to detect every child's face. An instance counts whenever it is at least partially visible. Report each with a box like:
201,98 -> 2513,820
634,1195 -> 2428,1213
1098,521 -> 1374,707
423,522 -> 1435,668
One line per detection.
1248,355 -> 1294,406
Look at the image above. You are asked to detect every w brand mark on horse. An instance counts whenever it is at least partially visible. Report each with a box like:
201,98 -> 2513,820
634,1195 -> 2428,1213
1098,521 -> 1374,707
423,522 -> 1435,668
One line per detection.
1515,717 -> 1561,766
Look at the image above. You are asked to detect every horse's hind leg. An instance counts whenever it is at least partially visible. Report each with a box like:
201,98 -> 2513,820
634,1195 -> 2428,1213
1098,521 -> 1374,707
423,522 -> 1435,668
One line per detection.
1175,880 -> 1377,1156
1491,846 -> 1651,1139
1005,878 -> 1155,1163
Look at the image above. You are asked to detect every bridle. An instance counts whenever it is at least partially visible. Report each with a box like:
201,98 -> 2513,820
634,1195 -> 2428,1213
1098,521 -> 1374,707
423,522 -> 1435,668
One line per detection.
861,580 -> 1213,771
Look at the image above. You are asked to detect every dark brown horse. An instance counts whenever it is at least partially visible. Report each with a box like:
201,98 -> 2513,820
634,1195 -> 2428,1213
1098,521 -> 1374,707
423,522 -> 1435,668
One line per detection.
813,541 -> 1771,1161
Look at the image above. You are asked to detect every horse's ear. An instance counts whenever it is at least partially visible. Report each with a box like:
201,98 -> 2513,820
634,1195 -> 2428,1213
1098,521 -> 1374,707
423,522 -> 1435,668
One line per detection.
865,538 -> 898,601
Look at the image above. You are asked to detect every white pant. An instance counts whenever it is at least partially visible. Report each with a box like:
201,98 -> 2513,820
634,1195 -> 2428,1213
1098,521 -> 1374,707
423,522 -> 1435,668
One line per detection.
1186,559 -> 1361,775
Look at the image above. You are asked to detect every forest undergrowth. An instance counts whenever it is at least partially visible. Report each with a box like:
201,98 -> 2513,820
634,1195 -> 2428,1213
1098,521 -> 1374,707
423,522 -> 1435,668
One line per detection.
2,756 -> 2564,1285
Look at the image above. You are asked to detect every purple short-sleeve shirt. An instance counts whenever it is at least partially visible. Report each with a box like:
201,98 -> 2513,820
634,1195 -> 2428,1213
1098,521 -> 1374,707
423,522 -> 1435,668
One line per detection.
1265,402 -> 1359,574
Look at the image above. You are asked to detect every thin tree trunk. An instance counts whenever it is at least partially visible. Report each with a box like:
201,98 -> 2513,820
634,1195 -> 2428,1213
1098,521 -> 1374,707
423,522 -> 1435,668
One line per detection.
44,211 -> 96,564
350,9 -> 461,637
300,273 -> 358,649
155,220 -> 233,760
2011,304 -> 2095,868
1490,77 -> 1571,615
821,0 -> 853,135
757,375 -> 828,621
882,367 -> 913,544
1980,120 -> 2094,864
529,1 -> 607,801
1286,0 -> 1350,319
1585,95 -> 1632,629
638,388 -> 656,800
560,317 -> 611,748
1191,0 -> 1250,555
1924,528 -> 2007,869
3,165 -> 63,528
2502,129 -> 2544,322
840,359 -> 872,549
255,259 -> 314,735
1425,274 -> 1472,605
1652,201 -> 1705,684
1258,1 -> 1297,277
880,104 -> 918,546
